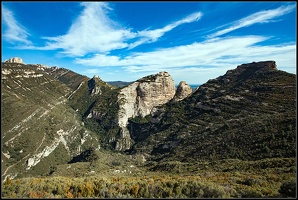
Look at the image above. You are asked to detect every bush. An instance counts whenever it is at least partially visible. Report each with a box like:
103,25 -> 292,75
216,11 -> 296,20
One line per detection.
239,188 -> 263,198
279,179 -> 296,198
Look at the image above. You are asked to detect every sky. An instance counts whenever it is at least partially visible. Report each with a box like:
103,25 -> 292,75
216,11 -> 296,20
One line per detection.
1,1 -> 296,84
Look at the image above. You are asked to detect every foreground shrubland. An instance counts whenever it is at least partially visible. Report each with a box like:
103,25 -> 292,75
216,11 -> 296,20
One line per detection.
2,158 -> 296,198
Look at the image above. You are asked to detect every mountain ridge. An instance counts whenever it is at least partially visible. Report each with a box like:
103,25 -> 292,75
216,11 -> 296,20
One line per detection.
1,58 -> 296,198
128,61 -> 296,163
1,58 -> 296,189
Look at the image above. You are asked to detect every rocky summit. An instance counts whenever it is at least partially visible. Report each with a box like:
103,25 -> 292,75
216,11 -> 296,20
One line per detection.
4,57 -> 24,64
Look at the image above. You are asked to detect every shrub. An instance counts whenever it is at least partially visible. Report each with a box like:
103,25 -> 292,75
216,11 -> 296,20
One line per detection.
279,179 -> 296,198
239,187 -> 263,198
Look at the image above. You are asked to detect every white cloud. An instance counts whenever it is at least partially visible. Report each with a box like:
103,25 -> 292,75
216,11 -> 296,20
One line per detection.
208,4 -> 296,38
2,5 -> 32,45
3,2 -> 295,84
129,12 -> 202,48
24,2 -> 202,56
75,35 -> 268,68
36,2 -> 133,56
75,35 -> 296,84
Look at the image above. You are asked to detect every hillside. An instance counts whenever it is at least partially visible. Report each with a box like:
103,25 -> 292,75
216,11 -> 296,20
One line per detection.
1,60 -> 296,198
128,61 -> 296,163
44,66 -> 90,91
1,62 -> 101,180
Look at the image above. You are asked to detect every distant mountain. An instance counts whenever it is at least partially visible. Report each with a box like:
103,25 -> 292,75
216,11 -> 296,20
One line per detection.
107,81 -> 133,88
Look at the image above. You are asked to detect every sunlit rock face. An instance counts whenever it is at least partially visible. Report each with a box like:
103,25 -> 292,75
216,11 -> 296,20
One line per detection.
173,81 -> 192,102
115,71 -> 176,151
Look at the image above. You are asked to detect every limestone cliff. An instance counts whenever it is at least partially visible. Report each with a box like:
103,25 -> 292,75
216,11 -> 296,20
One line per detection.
173,81 -> 192,101
4,57 -> 24,64
115,71 -> 176,151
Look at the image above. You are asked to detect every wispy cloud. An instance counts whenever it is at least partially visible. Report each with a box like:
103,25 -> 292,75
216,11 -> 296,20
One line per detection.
128,12 -> 202,49
75,35 -> 296,76
76,36 -> 264,68
2,2 -> 295,84
207,4 -> 296,38
77,34 -> 296,84
1,5 -> 32,45
24,2 -> 202,56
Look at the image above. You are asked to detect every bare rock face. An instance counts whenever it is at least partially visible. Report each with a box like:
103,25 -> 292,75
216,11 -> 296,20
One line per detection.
4,57 -> 24,64
115,71 -> 176,151
173,81 -> 192,101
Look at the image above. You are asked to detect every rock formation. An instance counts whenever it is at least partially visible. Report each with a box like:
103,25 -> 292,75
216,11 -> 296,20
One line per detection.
173,81 -> 192,101
223,61 -> 277,82
88,75 -> 104,95
115,71 -> 176,151
4,57 -> 24,64
117,71 -> 176,128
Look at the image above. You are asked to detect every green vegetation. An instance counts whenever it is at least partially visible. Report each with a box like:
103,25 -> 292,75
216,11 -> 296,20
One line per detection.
1,61 -> 296,198
2,157 -> 296,198
130,64 -> 296,163
1,63 -> 101,179
46,68 -> 90,90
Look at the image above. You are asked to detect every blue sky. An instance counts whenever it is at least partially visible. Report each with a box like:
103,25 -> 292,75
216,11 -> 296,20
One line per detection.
1,1 -> 296,84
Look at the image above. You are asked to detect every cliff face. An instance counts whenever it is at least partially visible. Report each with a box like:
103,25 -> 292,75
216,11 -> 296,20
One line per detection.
117,71 -> 176,128
115,71 -> 176,151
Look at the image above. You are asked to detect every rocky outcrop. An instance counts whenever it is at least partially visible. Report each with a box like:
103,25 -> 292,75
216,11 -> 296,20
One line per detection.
115,71 -> 176,151
237,60 -> 277,71
117,71 -> 176,128
35,64 -> 50,71
173,81 -> 192,101
4,57 -> 24,64
222,61 -> 277,82
88,75 -> 103,95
